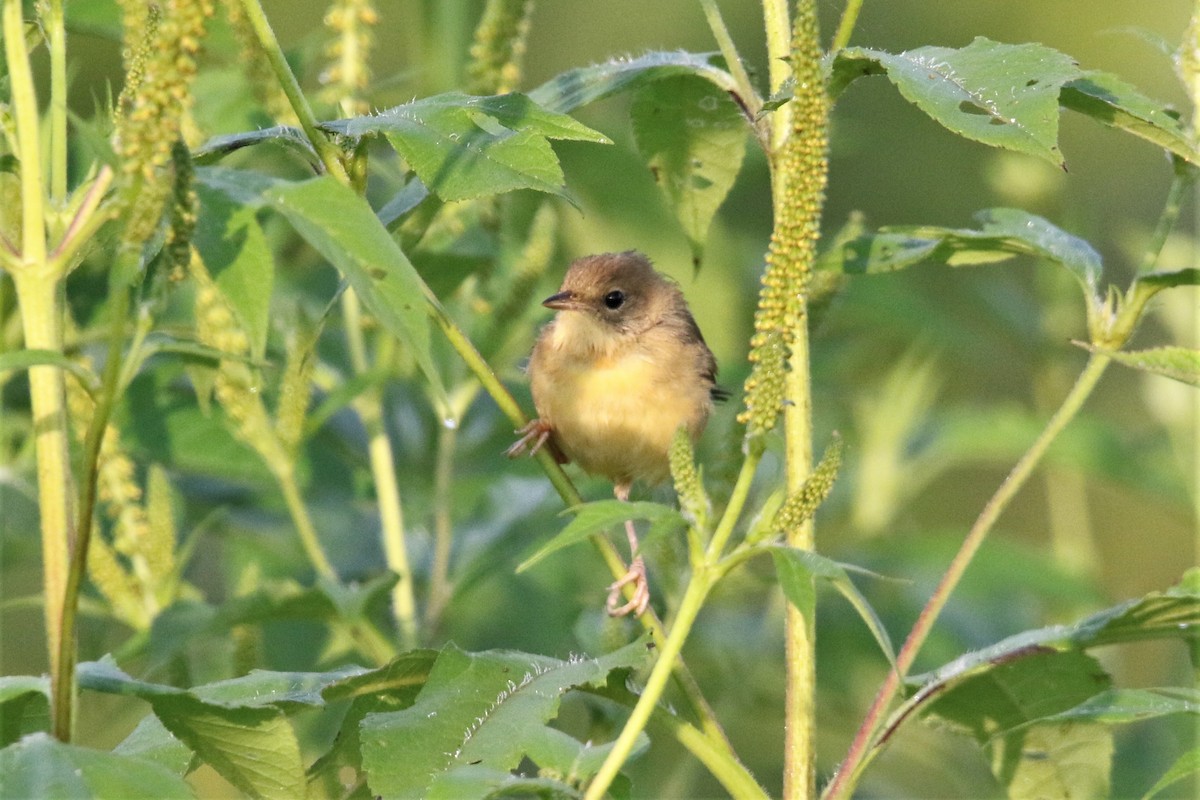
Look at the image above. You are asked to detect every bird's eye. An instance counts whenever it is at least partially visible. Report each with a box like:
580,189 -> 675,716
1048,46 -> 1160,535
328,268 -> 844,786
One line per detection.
603,290 -> 625,310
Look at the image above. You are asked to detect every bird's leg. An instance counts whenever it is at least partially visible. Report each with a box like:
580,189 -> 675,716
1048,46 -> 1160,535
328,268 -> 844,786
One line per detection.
505,419 -> 568,464
606,483 -> 650,617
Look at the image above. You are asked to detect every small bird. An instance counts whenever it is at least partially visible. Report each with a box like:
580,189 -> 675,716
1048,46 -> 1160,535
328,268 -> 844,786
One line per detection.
507,251 -> 722,616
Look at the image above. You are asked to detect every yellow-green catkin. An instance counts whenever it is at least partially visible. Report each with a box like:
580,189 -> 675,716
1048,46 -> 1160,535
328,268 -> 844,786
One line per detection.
113,0 -> 214,247
466,0 -> 535,95
669,426 -> 710,532
739,5 -> 829,437
274,334 -> 315,457
761,433 -> 842,543
321,0 -> 379,116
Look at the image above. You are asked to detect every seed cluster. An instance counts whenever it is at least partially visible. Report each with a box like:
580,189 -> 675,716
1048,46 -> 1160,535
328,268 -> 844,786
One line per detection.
765,433 -> 842,542
321,0 -> 379,115
669,426 -> 710,531
467,0 -> 535,95
739,6 -> 829,437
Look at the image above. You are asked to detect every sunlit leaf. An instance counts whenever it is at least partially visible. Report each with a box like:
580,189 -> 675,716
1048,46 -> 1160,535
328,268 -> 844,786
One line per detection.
0,733 -> 195,799
1061,71 -> 1199,164
517,500 -> 683,573
832,38 -> 1081,166
529,51 -> 731,113
1003,723 -> 1113,800
1031,687 -> 1200,726
266,176 -> 447,405
360,640 -> 650,799
1142,746 -> 1200,799
770,547 -> 896,670
113,716 -> 194,778
1083,345 -> 1200,388
323,92 -> 609,201
631,75 -> 747,264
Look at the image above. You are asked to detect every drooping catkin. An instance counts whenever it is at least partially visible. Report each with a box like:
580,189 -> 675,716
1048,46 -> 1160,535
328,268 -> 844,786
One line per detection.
739,5 -> 829,437
669,426 -> 710,532
758,433 -> 842,544
466,0 -> 535,95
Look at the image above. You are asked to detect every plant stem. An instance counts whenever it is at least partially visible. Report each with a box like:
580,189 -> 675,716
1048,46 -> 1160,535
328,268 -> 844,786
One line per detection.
237,0 -> 348,181
831,0 -> 865,51
276,464 -> 338,580
46,0 -> 68,204
822,353 -> 1113,800
6,0 -> 77,741
762,0 -> 793,146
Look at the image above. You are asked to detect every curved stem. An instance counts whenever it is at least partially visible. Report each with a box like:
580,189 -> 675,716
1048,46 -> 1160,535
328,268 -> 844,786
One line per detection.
822,353 -> 1112,800
276,464 -> 338,580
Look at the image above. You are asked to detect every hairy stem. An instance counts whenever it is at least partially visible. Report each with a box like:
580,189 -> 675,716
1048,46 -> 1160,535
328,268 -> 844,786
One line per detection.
46,0 -> 68,203
831,0 -> 865,51
823,353 -> 1113,800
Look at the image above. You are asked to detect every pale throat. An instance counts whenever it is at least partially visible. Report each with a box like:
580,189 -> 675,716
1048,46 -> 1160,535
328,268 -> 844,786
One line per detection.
548,310 -> 628,359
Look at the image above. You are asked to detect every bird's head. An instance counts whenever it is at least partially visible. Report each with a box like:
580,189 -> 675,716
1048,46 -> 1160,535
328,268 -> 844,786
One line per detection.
542,251 -> 676,339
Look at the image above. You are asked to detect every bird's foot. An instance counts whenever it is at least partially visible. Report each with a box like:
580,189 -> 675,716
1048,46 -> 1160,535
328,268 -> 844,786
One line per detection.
606,555 -> 649,617
505,419 -> 567,463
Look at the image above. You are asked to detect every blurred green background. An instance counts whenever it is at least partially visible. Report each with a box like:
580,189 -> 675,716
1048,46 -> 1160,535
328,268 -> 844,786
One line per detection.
2,1 -> 1197,797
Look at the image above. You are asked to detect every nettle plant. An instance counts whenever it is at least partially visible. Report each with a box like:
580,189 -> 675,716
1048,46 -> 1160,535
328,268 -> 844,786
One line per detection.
0,0 -> 1197,798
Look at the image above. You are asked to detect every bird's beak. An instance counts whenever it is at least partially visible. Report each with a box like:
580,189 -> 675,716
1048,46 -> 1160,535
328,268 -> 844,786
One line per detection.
542,290 -> 583,311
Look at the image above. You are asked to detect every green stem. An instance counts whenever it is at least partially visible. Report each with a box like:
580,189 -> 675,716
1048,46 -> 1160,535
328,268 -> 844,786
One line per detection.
1137,164 -> 1191,274
7,0 -> 76,741
831,0 -> 865,51
700,0 -> 766,145
237,0 -> 348,181
46,0 -> 68,203
822,353 -> 1113,800
276,464 -> 338,580
762,0 -> 793,148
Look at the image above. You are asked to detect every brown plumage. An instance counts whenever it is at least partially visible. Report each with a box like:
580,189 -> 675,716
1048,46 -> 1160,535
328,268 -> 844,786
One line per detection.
508,251 -> 722,615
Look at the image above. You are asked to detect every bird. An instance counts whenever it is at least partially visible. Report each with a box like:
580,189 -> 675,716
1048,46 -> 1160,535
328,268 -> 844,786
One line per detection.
506,251 -> 722,616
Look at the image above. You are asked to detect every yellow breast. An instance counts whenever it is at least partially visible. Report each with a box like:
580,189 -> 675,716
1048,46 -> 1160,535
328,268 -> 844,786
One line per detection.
530,315 -> 711,487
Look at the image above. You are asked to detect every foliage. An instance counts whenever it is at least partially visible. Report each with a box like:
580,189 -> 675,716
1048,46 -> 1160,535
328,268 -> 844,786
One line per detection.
0,1 -> 1197,799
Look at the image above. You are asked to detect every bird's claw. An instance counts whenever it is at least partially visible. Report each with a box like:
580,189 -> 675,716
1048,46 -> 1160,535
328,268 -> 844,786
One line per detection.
506,419 -> 553,459
606,555 -> 650,617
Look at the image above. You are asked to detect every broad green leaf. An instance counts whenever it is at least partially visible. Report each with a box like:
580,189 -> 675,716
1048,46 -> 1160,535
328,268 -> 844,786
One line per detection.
113,716 -> 194,777
1032,687 -> 1200,726
517,500 -> 683,572
1002,723 -> 1113,800
0,349 -> 101,395
1089,346 -> 1200,388
0,733 -> 195,799
530,51 -> 732,113
193,126 -> 318,168
770,547 -> 896,670
195,185 -> 274,359
833,39 -> 1082,166
631,75 -> 747,264
323,92 -> 609,201
0,676 -> 49,748
266,176 -> 447,405
360,640 -> 650,800
1143,746 -> 1200,799
427,765 -> 576,800
1061,71 -> 1199,164
196,166 -> 283,208
78,657 -> 316,800
819,208 -> 1101,293
522,724 -> 645,784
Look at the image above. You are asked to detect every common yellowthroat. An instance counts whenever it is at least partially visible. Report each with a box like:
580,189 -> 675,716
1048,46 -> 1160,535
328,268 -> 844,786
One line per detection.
507,251 -> 723,616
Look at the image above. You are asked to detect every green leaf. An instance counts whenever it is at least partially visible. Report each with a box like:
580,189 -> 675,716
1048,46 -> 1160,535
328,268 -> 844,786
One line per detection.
195,185 -> 274,360
833,38 -> 1082,166
0,676 -> 49,748
77,657 -> 329,800
427,765 -> 577,800
1087,345 -> 1200,388
517,500 -> 683,573
360,640 -> 651,800
819,208 -> 1101,293
1003,723 -> 1113,800
530,51 -> 731,113
0,349 -> 101,395
769,547 -> 896,670
631,75 -> 747,264
0,733 -> 195,799
1032,687 -> 1200,726
266,176 -> 447,406
193,126 -> 318,168
195,166 -> 283,208
1143,746 -> 1200,799
323,92 -> 609,202
113,716 -> 194,778
1061,71 -> 1200,164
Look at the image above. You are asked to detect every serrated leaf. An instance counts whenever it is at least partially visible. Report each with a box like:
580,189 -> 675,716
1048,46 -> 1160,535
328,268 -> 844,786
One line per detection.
1061,71 -> 1199,164
0,349 -> 101,395
323,92 -> 608,202
266,176 -> 447,406
631,75 -> 747,264
0,677 -> 49,748
195,166 -> 283,208
194,186 -> 275,360
516,500 -> 683,573
1088,345 -> 1200,388
819,208 -> 1101,293
770,547 -> 896,670
360,640 -> 650,800
428,765 -> 577,800
193,125 -> 318,168
1002,723 -> 1113,800
529,51 -> 730,113
1032,687 -> 1200,726
834,38 -> 1082,166
0,733 -> 195,800
113,716 -> 194,777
